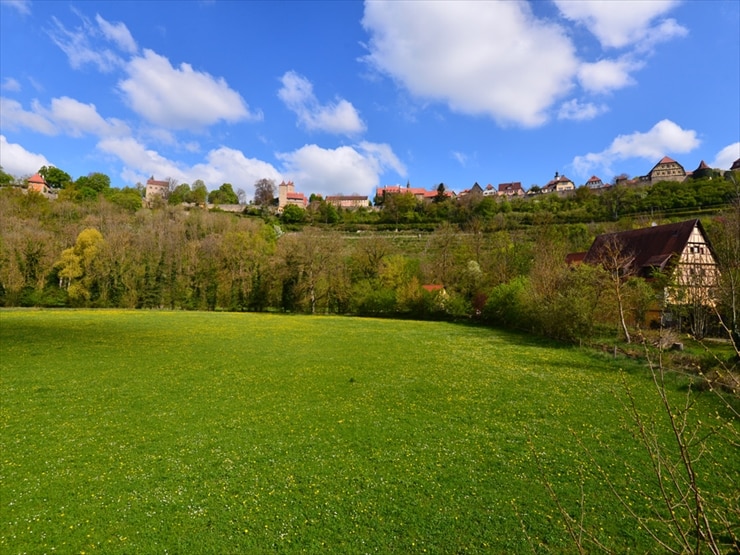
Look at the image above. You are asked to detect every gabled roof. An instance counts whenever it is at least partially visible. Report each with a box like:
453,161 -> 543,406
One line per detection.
498,181 -> 523,192
28,173 -> 46,184
583,219 -> 711,277
649,156 -> 685,174
376,185 -> 428,197
147,177 -> 169,187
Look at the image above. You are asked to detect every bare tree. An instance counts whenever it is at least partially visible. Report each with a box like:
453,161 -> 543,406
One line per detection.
594,235 -> 637,343
254,178 -> 276,207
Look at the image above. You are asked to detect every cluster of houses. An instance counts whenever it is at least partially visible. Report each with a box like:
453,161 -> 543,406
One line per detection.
272,155 -> 740,212
19,155 -> 740,210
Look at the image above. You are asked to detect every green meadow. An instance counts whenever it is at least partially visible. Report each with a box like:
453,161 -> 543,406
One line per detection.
0,310 -> 737,553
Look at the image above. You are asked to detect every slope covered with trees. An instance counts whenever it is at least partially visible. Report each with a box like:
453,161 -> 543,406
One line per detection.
2,174 -> 739,349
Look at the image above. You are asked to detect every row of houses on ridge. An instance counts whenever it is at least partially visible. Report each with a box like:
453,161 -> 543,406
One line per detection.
17,155 -> 740,206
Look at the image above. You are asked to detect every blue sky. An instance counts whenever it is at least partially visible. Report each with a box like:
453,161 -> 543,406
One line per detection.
1,0 -> 738,200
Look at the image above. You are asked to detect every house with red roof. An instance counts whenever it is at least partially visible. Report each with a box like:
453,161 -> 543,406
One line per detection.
376,183 -> 448,204
26,173 -> 49,195
457,182 -> 484,199
690,160 -> 714,180
585,175 -> 606,189
483,184 -> 497,197
497,182 -> 524,196
278,180 -> 307,210
541,173 -> 574,194
326,195 -> 370,209
145,177 -> 169,203
648,156 -> 686,183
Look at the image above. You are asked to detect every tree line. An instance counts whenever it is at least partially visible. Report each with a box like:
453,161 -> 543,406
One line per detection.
1,183 -> 738,347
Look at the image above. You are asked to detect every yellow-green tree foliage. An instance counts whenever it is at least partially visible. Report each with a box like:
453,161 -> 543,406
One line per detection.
55,228 -> 105,302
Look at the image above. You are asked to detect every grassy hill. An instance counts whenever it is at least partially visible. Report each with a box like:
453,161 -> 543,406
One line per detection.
1,310 -> 737,553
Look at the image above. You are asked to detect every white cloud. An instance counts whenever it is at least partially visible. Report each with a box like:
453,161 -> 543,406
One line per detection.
0,135 -> 52,177
572,119 -> 700,176
119,49 -> 256,130
97,137 -> 282,196
0,97 -> 57,134
276,142 -> 406,196
1,77 -> 21,92
2,0 -> 31,16
553,0 -> 685,49
48,13 -> 126,72
711,142 -> 740,170
95,14 -> 137,54
278,71 -> 366,135
362,1 -> 578,127
452,151 -> 468,167
557,98 -> 608,121
578,57 -> 641,94
0,96 -> 129,138
46,96 -> 130,137
190,147 -> 283,191
97,136 -> 185,183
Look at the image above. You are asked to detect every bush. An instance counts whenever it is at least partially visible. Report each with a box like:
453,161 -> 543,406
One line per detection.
482,276 -> 530,329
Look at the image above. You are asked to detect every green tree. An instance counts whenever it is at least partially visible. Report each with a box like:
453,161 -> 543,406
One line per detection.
318,201 -> 339,224
433,183 -> 447,203
38,166 -> 72,189
169,183 -> 192,205
382,192 -> 418,224
208,183 -> 239,205
276,229 -> 345,314
281,204 -> 306,224
0,166 -> 14,186
191,180 -> 207,205
77,172 -> 111,193
107,187 -> 144,212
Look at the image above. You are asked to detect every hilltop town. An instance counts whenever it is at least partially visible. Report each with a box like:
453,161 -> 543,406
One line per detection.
4,154 -> 739,224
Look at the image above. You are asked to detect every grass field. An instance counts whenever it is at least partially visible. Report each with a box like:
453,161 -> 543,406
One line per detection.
1,310 -> 737,553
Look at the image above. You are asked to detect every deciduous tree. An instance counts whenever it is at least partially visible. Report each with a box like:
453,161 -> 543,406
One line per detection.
55,228 -> 105,303
254,178 -> 276,207
38,166 -> 72,189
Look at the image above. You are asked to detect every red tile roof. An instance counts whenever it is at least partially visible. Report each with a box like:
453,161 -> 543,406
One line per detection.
422,284 -> 444,293
498,181 -> 523,192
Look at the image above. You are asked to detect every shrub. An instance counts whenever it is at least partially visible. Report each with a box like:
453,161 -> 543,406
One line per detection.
482,276 -> 530,329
